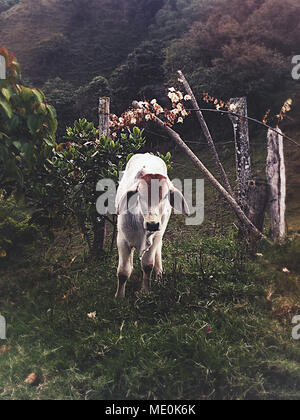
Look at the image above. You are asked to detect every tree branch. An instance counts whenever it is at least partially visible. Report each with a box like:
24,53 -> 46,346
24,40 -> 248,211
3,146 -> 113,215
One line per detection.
178,70 -> 234,197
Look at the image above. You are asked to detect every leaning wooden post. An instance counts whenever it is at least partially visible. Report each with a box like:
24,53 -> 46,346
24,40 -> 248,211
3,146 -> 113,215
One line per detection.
93,97 -> 111,253
228,97 -> 252,215
266,128 -> 286,242
178,70 -> 234,198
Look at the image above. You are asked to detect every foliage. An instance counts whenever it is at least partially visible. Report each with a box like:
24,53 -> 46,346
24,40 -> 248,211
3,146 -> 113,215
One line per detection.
41,77 -> 76,135
41,76 -> 111,136
149,0 -> 208,44
0,0 -> 19,13
156,151 -> 172,171
3,0 -> 298,135
110,41 -> 164,114
0,216 -> 38,260
73,76 -> 111,125
43,120 -> 146,249
0,196 -> 38,260
0,0 -> 164,85
164,0 -> 298,118
0,48 -> 57,196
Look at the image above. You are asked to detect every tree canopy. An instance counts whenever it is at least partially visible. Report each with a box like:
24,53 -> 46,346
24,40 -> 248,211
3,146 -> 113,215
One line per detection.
1,0 -> 299,131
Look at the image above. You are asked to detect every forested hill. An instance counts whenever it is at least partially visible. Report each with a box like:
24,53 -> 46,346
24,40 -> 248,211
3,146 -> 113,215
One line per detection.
0,0 -> 165,84
1,0 -> 299,127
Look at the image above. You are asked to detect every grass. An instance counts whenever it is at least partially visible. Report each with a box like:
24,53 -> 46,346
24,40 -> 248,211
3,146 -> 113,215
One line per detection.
0,216 -> 300,400
0,141 -> 300,400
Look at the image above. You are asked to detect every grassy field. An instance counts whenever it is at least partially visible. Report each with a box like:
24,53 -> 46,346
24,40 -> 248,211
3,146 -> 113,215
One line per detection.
0,142 -> 300,400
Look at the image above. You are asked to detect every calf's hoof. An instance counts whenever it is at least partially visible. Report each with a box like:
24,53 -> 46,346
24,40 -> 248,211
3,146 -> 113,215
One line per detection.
155,271 -> 163,282
115,274 -> 128,298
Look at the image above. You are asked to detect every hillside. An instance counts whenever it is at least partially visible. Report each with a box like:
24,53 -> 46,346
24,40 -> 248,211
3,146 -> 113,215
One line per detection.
1,0 -> 299,122
0,0 -> 165,85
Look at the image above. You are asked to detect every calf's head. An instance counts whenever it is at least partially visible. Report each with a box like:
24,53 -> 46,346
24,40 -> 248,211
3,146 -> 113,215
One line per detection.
117,174 -> 190,232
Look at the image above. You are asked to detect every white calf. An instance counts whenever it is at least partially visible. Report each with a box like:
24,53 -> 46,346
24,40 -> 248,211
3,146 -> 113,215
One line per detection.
115,153 -> 189,298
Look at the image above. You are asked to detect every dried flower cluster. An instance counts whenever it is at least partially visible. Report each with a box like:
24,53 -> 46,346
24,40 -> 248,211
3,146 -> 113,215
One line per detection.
201,91 -> 230,111
109,88 -> 191,135
277,98 -> 293,122
200,90 -> 293,128
263,109 -> 271,126
262,99 -> 293,126
108,81 -> 292,135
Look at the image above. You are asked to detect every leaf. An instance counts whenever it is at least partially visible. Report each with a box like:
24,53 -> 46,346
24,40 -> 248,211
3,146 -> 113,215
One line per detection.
1,87 -> 11,101
20,87 -> 35,102
0,98 -> 13,118
46,104 -> 57,120
0,345 -> 11,354
22,143 -> 34,168
5,159 -> 24,186
0,143 -> 9,162
24,373 -> 38,385
35,102 -> 48,116
31,89 -> 44,103
126,153 -> 134,162
26,115 -> 43,134
47,117 -> 58,136
12,141 -> 22,151
6,114 -> 20,131
43,137 -> 55,147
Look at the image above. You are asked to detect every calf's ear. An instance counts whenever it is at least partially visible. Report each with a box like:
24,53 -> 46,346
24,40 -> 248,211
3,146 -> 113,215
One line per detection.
117,185 -> 139,215
169,188 -> 190,216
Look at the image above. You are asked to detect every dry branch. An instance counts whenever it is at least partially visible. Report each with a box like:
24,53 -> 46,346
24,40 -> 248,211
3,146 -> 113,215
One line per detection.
178,70 -> 234,197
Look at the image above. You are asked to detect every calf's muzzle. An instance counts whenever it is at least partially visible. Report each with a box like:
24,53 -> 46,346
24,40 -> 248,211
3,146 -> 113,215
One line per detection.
146,222 -> 160,232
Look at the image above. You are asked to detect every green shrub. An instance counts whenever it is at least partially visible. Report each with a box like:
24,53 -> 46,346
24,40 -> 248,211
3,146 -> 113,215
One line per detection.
0,198 -> 38,259
0,48 -> 57,197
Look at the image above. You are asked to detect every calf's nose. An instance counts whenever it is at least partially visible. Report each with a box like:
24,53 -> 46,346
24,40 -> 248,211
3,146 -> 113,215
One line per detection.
146,222 -> 160,232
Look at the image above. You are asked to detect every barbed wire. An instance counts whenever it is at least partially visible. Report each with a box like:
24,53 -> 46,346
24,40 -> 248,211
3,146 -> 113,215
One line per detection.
144,128 -> 234,145
186,108 -> 300,149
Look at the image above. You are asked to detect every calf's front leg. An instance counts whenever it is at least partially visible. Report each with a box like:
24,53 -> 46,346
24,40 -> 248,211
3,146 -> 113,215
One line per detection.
116,240 -> 133,298
141,246 -> 157,292
155,238 -> 163,281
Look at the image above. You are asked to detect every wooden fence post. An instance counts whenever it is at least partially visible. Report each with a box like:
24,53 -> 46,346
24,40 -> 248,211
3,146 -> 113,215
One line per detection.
0,55 -> 6,80
247,180 -> 269,233
99,97 -> 110,137
266,128 -> 286,242
93,97 -> 111,253
228,97 -> 252,214
228,98 -> 269,235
